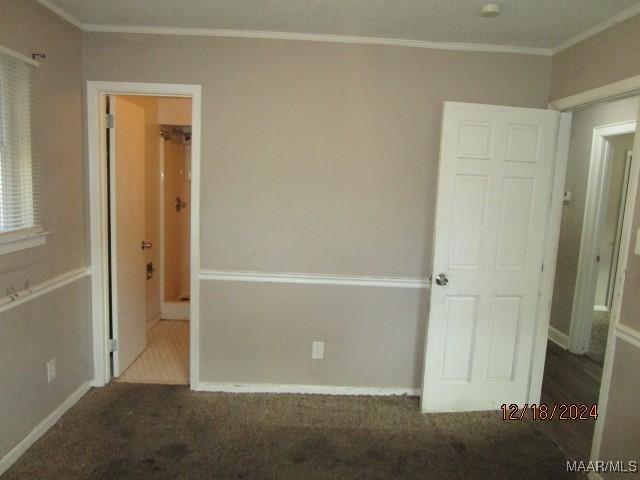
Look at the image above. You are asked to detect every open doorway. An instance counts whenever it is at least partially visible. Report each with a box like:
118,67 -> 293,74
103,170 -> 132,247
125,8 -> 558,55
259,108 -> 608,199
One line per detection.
542,95 -> 638,461
590,136 -> 634,363
107,95 -> 193,385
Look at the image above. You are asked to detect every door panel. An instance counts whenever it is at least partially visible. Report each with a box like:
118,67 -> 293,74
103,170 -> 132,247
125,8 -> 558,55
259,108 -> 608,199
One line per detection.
441,296 -> 477,382
450,175 -> 488,268
422,102 -> 561,412
110,96 -> 147,377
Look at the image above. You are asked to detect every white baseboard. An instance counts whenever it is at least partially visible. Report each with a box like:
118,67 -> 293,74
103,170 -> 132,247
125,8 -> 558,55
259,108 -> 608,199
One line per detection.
146,312 -> 161,331
162,301 -> 190,320
0,380 -> 91,476
195,382 -> 419,396
548,326 -> 569,349
594,305 -> 610,312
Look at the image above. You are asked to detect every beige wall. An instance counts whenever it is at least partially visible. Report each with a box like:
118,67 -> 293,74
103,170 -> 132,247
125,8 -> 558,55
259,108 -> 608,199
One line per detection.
200,281 -> 427,388
550,96 -> 639,335
550,14 -> 640,101
83,33 -> 551,388
0,280 -> 91,458
0,0 -> 89,460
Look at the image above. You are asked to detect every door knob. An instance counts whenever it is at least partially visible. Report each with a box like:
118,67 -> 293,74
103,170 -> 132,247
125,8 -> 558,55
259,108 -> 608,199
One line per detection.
141,240 -> 152,250
435,273 -> 449,286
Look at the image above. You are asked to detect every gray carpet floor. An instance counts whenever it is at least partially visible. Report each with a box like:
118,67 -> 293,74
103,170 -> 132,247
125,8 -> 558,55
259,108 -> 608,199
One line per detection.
2,383 -> 581,480
587,311 -> 610,366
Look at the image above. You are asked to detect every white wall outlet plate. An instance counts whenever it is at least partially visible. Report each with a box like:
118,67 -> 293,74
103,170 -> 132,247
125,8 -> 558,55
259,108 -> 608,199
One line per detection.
312,341 -> 324,360
563,191 -> 572,203
47,358 -> 56,383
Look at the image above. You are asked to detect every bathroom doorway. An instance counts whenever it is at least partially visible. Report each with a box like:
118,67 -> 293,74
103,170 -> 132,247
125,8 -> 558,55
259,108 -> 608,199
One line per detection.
107,94 -> 192,385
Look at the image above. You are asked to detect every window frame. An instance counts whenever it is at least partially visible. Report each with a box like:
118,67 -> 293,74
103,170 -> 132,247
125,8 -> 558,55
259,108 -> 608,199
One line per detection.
0,45 -> 46,255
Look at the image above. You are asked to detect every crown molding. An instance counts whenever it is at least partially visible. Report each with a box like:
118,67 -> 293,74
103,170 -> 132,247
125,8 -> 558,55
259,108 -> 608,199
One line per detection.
37,0 -> 640,57
551,2 -> 640,54
81,24 -> 552,55
37,0 -> 84,29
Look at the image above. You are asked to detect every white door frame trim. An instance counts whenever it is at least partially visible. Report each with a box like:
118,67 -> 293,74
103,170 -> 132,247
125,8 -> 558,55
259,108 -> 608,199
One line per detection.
606,152 -> 633,310
568,121 -> 636,354
547,79 -> 640,464
548,75 -> 640,112
527,111 -> 573,404
87,81 -> 202,388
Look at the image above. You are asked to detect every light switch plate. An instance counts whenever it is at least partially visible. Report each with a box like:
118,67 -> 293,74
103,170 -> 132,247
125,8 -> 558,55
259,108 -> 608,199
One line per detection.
312,341 -> 324,360
47,358 -> 56,383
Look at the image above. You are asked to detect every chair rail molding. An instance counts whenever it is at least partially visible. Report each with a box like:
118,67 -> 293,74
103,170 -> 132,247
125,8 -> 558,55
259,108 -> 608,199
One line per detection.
0,267 -> 90,315
199,269 -> 430,289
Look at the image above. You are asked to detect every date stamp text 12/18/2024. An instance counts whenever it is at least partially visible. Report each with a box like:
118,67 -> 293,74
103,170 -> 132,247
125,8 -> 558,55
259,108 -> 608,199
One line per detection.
501,403 -> 598,421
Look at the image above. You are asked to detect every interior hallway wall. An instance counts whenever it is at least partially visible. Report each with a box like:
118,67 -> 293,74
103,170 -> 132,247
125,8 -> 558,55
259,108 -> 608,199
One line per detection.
549,96 -> 639,336
0,0 -> 90,462
83,33 -> 552,389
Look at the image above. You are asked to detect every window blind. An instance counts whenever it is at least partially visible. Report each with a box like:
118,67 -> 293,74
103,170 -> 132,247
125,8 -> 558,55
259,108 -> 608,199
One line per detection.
0,48 -> 39,234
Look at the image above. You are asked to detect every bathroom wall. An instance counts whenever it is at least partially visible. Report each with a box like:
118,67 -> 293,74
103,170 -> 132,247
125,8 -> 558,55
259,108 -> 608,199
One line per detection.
163,133 -> 191,302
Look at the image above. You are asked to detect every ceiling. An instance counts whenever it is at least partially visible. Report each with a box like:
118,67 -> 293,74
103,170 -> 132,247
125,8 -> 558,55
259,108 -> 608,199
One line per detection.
41,0 -> 640,53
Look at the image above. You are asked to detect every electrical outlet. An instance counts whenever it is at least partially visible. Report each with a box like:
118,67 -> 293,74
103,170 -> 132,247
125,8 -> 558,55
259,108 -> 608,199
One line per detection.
312,341 -> 324,360
47,358 -> 56,383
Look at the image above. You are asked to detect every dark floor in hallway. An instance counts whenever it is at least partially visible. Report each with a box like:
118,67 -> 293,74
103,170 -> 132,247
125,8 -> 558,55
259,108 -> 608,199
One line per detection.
2,383 -> 580,480
540,341 -> 603,462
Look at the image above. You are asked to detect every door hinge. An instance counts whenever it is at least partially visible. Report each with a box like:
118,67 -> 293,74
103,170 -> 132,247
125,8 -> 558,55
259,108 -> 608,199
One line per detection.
106,113 -> 115,129
108,338 -> 118,352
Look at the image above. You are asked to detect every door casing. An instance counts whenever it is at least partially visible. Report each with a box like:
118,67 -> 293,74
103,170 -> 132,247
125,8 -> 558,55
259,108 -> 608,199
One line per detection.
87,81 -> 202,389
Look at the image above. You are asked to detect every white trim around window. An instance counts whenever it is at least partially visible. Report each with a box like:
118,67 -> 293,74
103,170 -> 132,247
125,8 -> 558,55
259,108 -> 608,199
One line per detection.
0,228 -> 48,255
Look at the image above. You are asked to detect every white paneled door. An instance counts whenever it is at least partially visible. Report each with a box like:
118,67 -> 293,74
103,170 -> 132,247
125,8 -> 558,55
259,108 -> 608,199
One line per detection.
421,102 -> 562,412
110,96 -> 147,377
